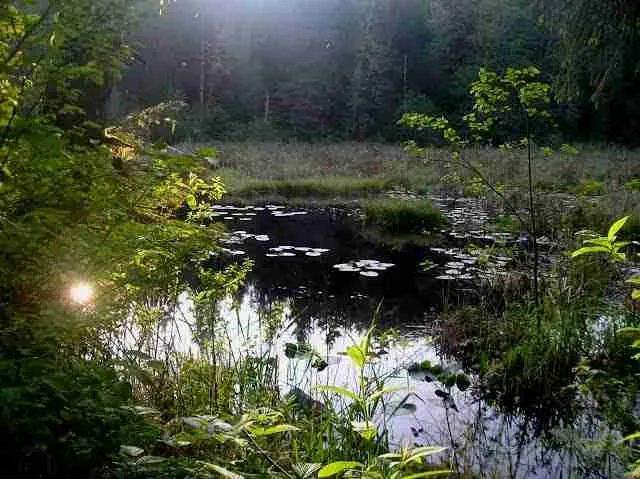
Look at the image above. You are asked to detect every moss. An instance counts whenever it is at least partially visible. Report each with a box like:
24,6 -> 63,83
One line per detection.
363,199 -> 446,234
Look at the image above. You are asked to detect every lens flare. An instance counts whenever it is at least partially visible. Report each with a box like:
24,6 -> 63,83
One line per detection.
69,283 -> 94,305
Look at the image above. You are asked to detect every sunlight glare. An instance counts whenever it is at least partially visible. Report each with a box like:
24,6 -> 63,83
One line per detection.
69,283 -> 94,305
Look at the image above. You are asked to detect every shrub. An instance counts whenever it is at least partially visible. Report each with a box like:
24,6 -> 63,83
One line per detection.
363,199 -> 445,234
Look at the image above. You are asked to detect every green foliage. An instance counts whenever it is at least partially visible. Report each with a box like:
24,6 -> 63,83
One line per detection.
315,321 -> 450,478
0,355 -> 138,477
571,216 -> 631,263
363,199 -> 445,234
233,177 -> 391,200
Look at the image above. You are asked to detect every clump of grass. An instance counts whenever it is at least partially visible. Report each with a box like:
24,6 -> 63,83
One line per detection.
363,199 -> 445,234
233,176 -> 391,198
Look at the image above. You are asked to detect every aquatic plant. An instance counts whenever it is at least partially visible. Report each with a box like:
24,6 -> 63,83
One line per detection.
363,199 -> 446,234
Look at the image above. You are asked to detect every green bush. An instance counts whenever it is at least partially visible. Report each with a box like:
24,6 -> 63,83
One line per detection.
0,354 -> 136,479
363,199 -> 445,234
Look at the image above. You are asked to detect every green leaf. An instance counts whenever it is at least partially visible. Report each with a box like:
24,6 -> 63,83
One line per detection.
407,446 -> 448,461
318,461 -> 365,478
583,238 -> 612,247
185,194 -> 197,209
250,424 -> 300,436
403,471 -> 452,479
135,456 -> 166,465
367,386 -> 405,404
617,327 -> 640,336
571,246 -> 610,258
314,385 -> 359,403
622,432 -> 640,442
292,463 -> 323,479
351,421 -> 377,441
377,453 -> 403,461
626,276 -> 640,285
608,216 -> 629,241
633,290 -> 640,300
346,345 -> 366,369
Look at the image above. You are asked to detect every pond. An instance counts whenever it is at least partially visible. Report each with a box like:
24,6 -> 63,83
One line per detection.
139,200 -> 624,478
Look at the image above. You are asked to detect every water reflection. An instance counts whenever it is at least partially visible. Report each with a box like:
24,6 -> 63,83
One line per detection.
117,203 -> 625,478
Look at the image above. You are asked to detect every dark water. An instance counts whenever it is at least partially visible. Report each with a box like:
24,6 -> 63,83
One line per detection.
171,201 -> 624,478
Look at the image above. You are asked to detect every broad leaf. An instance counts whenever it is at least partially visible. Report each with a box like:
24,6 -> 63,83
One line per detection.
583,238 -> 612,247
608,216 -> 629,241
346,345 -> 366,369
368,386 -> 406,404
351,421 -> 377,441
250,424 -> 300,436
185,193 -> 197,209
571,246 -> 609,258
407,446 -> 447,461
377,453 -> 403,461
622,432 -> 640,442
318,461 -> 364,478
292,463 -> 323,479
314,385 -> 359,403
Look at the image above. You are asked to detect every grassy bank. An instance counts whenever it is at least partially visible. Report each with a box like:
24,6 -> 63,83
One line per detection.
233,176 -> 392,199
185,141 -> 640,237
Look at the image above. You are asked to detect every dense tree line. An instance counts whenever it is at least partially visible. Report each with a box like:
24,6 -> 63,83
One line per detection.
107,0 -> 639,143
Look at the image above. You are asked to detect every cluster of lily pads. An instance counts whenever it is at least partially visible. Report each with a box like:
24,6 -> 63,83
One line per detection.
220,230 -> 270,245
265,245 -> 330,258
211,204 -> 310,222
429,196 -> 517,244
217,230 -> 271,256
429,247 -> 512,281
211,204 -> 263,221
332,259 -> 395,278
220,247 -> 246,256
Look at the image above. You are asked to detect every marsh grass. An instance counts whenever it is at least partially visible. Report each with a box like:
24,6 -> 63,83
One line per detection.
363,198 -> 446,234
193,142 -> 640,236
233,176 -> 392,199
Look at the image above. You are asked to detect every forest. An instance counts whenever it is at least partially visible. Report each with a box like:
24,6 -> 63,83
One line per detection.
2,0 -> 640,478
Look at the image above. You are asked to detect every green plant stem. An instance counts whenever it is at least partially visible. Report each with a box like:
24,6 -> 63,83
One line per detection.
243,430 -> 294,479
526,117 -> 540,308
